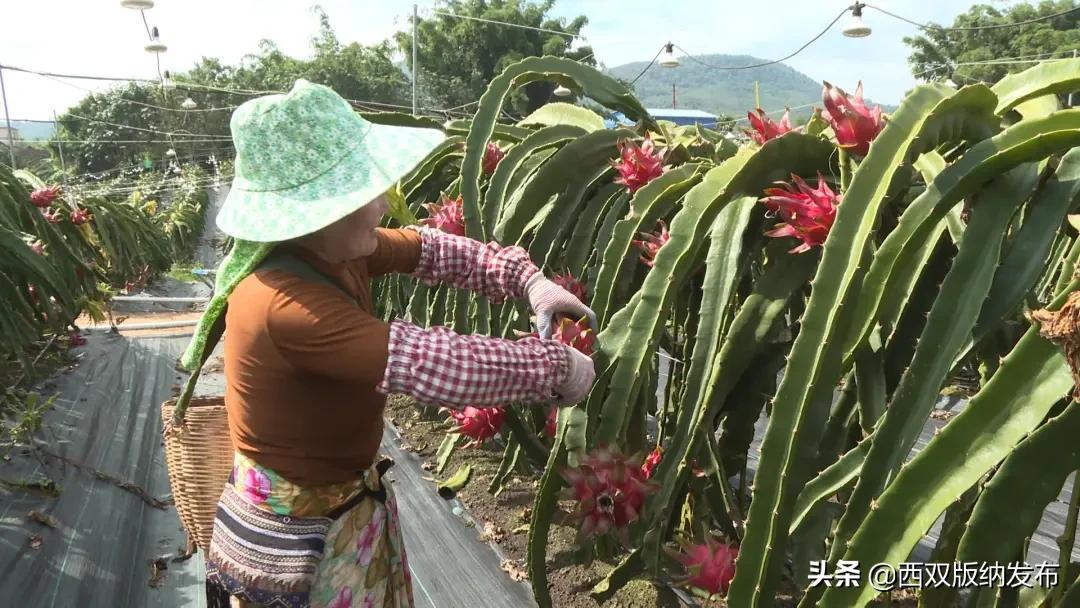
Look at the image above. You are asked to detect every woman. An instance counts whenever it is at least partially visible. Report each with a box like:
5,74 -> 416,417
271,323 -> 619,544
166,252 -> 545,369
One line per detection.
195,80 -> 597,607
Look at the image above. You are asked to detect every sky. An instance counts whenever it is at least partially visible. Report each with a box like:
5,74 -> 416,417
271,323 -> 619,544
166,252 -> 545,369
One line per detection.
0,0 -> 1028,123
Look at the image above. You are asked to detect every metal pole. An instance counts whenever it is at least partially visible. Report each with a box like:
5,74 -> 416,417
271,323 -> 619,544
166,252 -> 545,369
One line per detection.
0,66 -> 16,168
671,83 -> 676,109
412,4 -> 418,116
53,110 -> 68,183
1071,50 -> 1078,108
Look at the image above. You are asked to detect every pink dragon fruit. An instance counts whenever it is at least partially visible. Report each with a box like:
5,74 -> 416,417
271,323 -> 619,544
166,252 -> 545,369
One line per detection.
668,536 -> 739,596
612,134 -> 664,193
29,240 -> 46,256
69,208 -> 92,226
560,445 -> 659,539
552,272 -> 588,303
448,405 -> 505,446
482,141 -> 505,176
632,220 -> 670,268
68,330 -> 87,348
821,81 -> 884,158
554,316 -> 595,356
761,172 -> 840,254
641,446 -> 663,479
746,108 -> 793,145
420,194 -> 466,236
30,186 -> 59,208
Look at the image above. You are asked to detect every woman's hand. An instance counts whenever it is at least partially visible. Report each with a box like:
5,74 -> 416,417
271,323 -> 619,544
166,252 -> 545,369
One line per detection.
524,272 -> 599,340
552,345 -> 596,406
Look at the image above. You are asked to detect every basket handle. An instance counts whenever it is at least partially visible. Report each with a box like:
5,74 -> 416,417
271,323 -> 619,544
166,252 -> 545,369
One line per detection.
171,307 -> 227,425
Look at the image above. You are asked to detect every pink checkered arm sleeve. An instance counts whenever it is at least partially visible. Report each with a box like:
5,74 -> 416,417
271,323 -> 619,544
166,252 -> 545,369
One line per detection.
406,226 -> 540,302
376,320 -> 569,408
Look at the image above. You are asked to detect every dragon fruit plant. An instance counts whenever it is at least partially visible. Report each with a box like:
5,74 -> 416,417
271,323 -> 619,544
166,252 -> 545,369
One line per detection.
373,55 -> 1080,608
30,186 -> 60,208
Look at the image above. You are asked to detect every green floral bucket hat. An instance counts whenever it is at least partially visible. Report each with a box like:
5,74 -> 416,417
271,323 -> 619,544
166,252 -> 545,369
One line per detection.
216,78 -> 446,242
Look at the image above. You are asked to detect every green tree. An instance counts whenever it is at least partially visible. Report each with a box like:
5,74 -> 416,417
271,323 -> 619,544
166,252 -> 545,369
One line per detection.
53,6 -> 412,174
395,0 -> 594,115
904,0 -> 1080,84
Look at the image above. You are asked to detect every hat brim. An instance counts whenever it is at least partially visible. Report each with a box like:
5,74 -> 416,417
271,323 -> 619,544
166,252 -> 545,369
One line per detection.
216,123 -> 447,242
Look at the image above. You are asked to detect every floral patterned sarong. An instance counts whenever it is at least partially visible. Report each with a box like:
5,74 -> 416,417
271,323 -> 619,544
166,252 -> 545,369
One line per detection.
225,452 -> 413,608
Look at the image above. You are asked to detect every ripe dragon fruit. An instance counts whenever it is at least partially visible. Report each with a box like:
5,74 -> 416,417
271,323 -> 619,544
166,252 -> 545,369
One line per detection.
69,208 -> 92,226
761,172 -> 840,254
552,272 -> 588,303
41,208 -> 63,224
420,194 -> 466,236
821,81 -> 884,158
554,316 -> 596,356
30,186 -> 60,208
68,330 -> 87,348
631,220 -> 670,268
667,536 -> 739,596
746,108 -> 793,145
482,141 -> 505,176
560,445 -> 659,539
447,405 -> 505,446
612,134 -> 664,193
641,446 -> 663,479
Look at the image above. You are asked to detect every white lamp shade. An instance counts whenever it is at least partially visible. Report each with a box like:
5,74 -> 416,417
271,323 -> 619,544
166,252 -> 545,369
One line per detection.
145,39 -> 167,53
553,85 -> 573,97
166,148 -> 176,157
120,0 -> 155,9
659,49 -> 680,68
181,97 -> 197,109
842,15 -> 872,38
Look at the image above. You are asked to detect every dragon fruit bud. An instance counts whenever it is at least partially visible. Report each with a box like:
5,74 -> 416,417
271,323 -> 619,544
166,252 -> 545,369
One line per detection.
760,172 -> 840,254
447,406 -> 505,446
631,220 -> 670,268
482,141 -> 505,176
745,108 -> 793,145
612,134 -> 664,193
641,446 -> 663,479
555,316 -> 595,356
30,240 -> 46,255
30,186 -> 60,208
69,208 -> 92,226
41,208 -> 63,224
560,445 -> 658,539
420,194 -> 466,236
552,272 -> 588,302
668,536 -> 739,596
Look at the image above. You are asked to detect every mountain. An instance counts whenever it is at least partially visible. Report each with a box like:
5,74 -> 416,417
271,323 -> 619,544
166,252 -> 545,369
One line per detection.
607,54 -> 826,122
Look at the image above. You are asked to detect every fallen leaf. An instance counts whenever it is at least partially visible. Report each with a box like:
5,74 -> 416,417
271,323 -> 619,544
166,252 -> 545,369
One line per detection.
28,535 -> 43,549
28,510 -> 59,528
511,525 -> 529,535
148,557 -> 168,588
501,559 -> 528,582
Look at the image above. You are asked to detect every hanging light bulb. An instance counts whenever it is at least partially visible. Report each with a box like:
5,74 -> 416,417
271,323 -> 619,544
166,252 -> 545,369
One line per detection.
166,148 -> 177,157
181,97 -> 197,109
553,85 -> 573,98
120,0 -> 155,8
659,42 -> 680,68
145,26 -> 168,53
161,70 -> 175,91
843,2 -> 872,38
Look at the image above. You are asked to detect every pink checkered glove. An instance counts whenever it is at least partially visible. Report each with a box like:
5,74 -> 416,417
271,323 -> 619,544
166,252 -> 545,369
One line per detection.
553,345 -> 596,406
524,272 -> 599,340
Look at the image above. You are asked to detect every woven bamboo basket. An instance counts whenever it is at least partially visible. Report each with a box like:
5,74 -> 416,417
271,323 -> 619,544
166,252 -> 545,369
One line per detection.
161,396 -> 233,553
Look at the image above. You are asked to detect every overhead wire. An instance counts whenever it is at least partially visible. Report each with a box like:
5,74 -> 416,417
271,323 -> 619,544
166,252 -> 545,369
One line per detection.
864,3 -> 1080,31
430,10 -> 584,39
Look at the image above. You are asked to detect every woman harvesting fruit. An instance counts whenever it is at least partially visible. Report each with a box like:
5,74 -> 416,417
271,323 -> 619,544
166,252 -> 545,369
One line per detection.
180,79 -> 596,608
